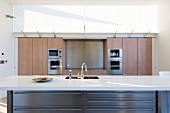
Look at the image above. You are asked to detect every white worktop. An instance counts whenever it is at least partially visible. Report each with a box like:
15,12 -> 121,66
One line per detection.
0,75 -> 170,91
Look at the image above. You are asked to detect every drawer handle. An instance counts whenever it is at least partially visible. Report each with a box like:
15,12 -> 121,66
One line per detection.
13,92 -> 83,95
88,101 -> 115,102
87,108 -> 154,111
14,108 -> 83,111
87,92 -> 155,94
57,93 -> 83,95
87,100 -> 155,102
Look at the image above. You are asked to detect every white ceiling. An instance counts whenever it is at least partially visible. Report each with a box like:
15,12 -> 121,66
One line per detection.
7,0 -> 159,5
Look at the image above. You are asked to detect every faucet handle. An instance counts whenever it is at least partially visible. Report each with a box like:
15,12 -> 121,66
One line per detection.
69,70 -> 72,75
69,70 -> 72,73
77,72 -> 82,78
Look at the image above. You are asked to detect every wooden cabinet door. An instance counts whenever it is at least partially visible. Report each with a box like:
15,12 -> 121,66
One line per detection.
138,38 -> 152,75
18,38 -> 33,75
123,38 -> 138,75
33,38 -> 48,75
48,38 -> 63,48
107,38 -> 123,48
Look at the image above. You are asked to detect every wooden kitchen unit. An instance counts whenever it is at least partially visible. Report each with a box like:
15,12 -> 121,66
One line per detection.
18,38 -> 33,75
18,37 -> 64,75
123,38 -> 138,75
32,38 -> 48,75
122,38 -> 152,76
138,38 -> 152,75
107,38 -> 123,48
48,38 -> 63,48
18,37 -> 153,76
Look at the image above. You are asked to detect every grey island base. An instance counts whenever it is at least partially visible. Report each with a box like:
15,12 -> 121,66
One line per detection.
8,91 -> 159,113
2,76 -> 170,113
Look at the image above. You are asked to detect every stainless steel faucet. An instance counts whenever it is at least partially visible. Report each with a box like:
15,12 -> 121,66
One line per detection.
81,63 -> 87,79
69,70 -> 72,80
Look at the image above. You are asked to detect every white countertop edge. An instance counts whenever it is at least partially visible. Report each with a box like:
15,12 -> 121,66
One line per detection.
2,87 -> 170,91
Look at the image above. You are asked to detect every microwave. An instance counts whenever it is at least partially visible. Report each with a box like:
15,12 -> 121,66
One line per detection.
48,49 -> 62,59
108,48 -> 122,58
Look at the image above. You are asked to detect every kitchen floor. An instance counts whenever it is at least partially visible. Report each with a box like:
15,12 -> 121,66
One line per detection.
0,97 -> 7,113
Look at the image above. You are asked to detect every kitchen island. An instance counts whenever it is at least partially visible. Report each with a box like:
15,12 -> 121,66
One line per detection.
0,75 -> 170,113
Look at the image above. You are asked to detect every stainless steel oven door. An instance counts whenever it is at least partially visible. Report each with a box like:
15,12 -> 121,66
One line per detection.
48,59 -> 62,74
108,58 -> 122,75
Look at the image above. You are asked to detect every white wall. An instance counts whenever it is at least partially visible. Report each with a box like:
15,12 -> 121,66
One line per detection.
156,0 -> 170,74
0,0 -> 13,99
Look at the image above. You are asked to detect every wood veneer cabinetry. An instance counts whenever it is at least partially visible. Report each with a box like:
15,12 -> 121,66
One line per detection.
122,38 -> 152,76
123,38 -> 138,75
48,38 -> 63,48
138,38 -> 152,75
18,38 -> 64,75
32,38 -> 48,75
18,38 -> 33,75
107,38 -> 123,48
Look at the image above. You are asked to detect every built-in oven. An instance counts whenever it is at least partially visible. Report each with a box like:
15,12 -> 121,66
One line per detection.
48,49 -> 62,59
48,59 -> 62,75
108,58 -> 122,75
108,48 -> 123,75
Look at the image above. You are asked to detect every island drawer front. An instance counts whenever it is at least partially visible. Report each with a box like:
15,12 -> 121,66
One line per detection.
85,91 -> 156,99
86,99 -> 155,107
13,91 -> 84,107
86,108 -> 156,113
85,91 -> 156,108
13,108 -> 84,113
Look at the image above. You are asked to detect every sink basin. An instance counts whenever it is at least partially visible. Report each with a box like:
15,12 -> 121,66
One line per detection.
65,76 -> 99,79
84,76 -> 99,79
65,76 -> 81,79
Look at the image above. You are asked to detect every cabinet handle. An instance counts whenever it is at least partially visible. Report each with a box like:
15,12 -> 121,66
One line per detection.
87,100 -> 155,102
13,92 -> 83,95
53,93 -> 83,95
87,92 -> 114,94
14,108 -> 83,111
88,101 -> 114,102
87,108 -> 154,111
87,92 -> 134,94
87,92 -> 155,94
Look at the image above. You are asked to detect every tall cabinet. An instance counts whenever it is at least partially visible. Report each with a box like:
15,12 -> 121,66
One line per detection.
48,38 -> 64,72
122,38 -> 152,76
123,38 -> 138,75
106,38 -> 123,71
18,38 -> 33,75
32,38 -> 48,75
138,38 -> 152,75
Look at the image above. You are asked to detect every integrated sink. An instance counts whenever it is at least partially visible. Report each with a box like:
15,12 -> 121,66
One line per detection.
65,76 -> 99,79
84,76 -> 99,79
65,76 -> 80,79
